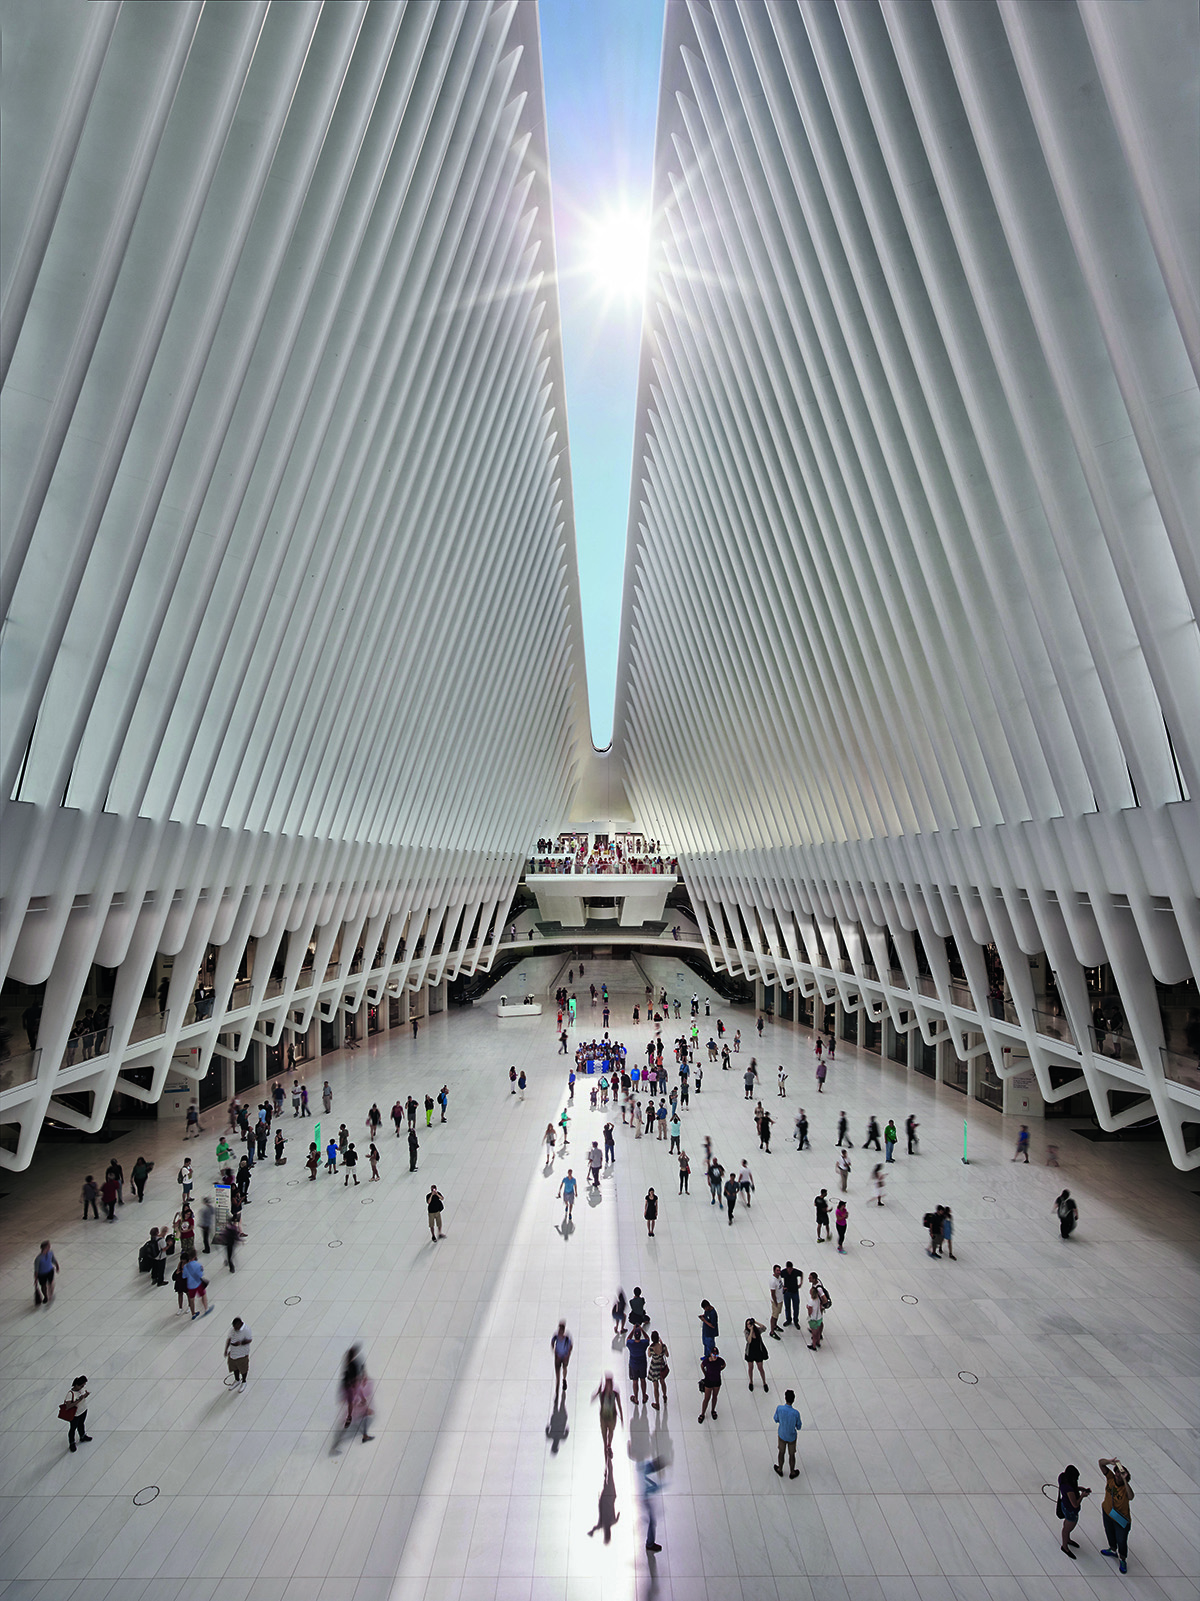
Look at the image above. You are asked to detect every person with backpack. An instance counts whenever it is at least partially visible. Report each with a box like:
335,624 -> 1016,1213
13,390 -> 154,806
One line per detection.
807,1274 -> 830,1349
1056,1463 -> 1091,1558
1054,1189 -> 1078,1238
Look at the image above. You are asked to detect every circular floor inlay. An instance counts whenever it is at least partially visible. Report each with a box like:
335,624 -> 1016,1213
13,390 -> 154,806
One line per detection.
958,1370 -> 979,1384
901,1294 -> 918,1304
594,1295 -> 609,1306
284,1296 -> 301,1306
328,1240 -> 342,1248
360,1198 -> 374,1205
859,1239 -> 875,1247
133,1487 -> 159,1506
267,1197 -> 281,1204
287,1180 -> 301,1187
982,1195 -> 996,1202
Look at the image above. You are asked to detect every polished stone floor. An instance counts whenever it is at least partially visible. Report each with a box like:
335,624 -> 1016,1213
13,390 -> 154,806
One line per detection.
1,963 -> 1198,1601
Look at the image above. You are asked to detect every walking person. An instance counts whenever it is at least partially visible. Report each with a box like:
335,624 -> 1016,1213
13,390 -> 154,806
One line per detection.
906,1113 -> 918,1154
925,1206 -> 946,1257
1057,1463 -> 1090,1558
941,1204 -> 956,1259
198,1194 -> 215,1253
368,1142 -> 380,1181
544,1123 -> 557,1165
648,1330 -> 670,1409
588,1142 -> 603,1189
224,1319 -> 252,1392
769,1266 -> 784,1339
836,1147 -> 851,1193
81,1174 -> 99,1220
551,1321 -> 573,1394
644,1188 -> 659,1237
593,1374 -> 623,1460
639,1453 -> 663,1554
677,1149 -> 691,1194
872,1164 -> 886,1206
34,1241 -> 60,1306
61,1376 -> 93,1451
1013,1125 -> 1031,1162
744,1317 -> 770,1391
835,1198 -> 848,1251
1098,1457 -> 1134,1573
426,1185 -> 445,1239
131,1155 -> 152,1202
407,1126 -> 419,1172
1054,1189 -> 1078,1238
697,1345 -> 725,1422
182,1251 -> 212,1318
737,1160 -> 755,1206
795,1109 -> 809,1149
558,1169 -> 577,1221
816,1057 -> 827,1093
612,1288 -> 628,1335
773,1389 -> 802,1478
723,1171 -> 739,1224
333,1344 -> 375,1451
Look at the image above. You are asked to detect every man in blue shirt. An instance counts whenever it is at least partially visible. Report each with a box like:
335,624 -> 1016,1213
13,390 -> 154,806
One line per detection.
773,1389 -> 802,1478
558,1169 -> 577,1221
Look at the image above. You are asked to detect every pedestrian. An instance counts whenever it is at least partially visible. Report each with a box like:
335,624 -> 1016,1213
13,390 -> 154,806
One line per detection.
669,1112 -> 681,1153
699,1299 -> 719,1357
648,1330 -> 670,1409
612,1288 -> 628,1334
300,1083 -> 310,1117
639,1453 -> 663,1554
426,1185 -> 444,1239
743,1062 -> 757,1100
795,1109 -> 809,1149
1013,1124 -> 1031,1162
836,1111 -> 848,1146
334,1344 -> 375,1450
588,1141 -> 603,1189
777,1066 -> 786,1097
551,1321 -> 573,1392
1098,1457 -> 1134,1573
644,1188 -> 659,1237
906,1113 -> 918,1154
1056,1463 -> 1090,1558
406,1095 -> 418,1128
744,1317 -> 770,1391
224,1318 -> 252,1392
773,1388 -> 802,1478
292,1081 -> 302,1117
558,1169 -> 577,1221
178,1158 -> 194,1203
343,1143 -> 359,1186
806,1274 -> 828,1349
835,1198 -> 848,1251
627,1323 -> 649,1405
143,1227 -> 168,1285
757,1015 -> 764,1037
925,1206 -> 945,1257
34,1241 -> 59,1305
81,1174 -> 99,1220
306,1143 -> 320,1180
368,1142 -> 380,1181
678,1149 -> 691,1194
603,1121 -> 615,1162
1054,1189 -> 1078,1238
697,1344 -> 725,1422
723,1171 -> 739,1224
863,1115 -> 881,1151
768,1266 -> 784,1338
759,1111 -> 772,1151
544,1123 -> 557,1164
629,1286 -> 649,1330
322,1081 -> 333,1114
836,1148 -> 851,1192
737,1160 -> 754,1206
185,1102 -> 203,1139
780,1261 -> 801,1327
884,1120 -> 897,1162
814,1188 -> 831,1242
199,1194 -> 215,1253
816,1058 -> 827,1093
872,1164 -> 886,1206
219,1218 -> 242,1273
100,1172 -> 119,1221
424,1094 -> 434,1127
559,1106 -> 570,1145
593,1373 -> 623,1459
367,1103 -> 382,1138
60,1375 -> 93,1451
941,1204 -> 956,1259
174,1204 -> 196,1256
407,1127 -> 419,1171
392,1099 -> 404,1136
411,1017 -> 418,1040
517,1071 -> 526,1099
181,1251 -> 212,1318
131,1155 -> 152,1201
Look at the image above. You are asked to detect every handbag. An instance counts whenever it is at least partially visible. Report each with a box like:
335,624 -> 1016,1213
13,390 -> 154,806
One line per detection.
58,1402 -> 77,1421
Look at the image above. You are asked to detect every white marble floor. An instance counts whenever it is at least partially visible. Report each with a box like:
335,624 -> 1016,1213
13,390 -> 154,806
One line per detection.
1,977 -> 1198,1601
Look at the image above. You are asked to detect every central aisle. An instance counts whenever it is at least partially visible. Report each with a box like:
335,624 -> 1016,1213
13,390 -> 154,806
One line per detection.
0,979 -> 1197,1601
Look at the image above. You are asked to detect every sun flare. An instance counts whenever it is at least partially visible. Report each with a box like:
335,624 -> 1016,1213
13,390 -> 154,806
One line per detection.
581,205 -> 650,301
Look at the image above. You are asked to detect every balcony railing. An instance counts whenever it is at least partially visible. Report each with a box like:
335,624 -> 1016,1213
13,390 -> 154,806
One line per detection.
129,1009 -> 169,1044
0,1048 -> 41,1094
949,981 -> 975,1012
1088,1026 -> 1141,1066
1033,1008 -> 1075,1047
1160,1048 -> 1200,1093
61,1026 -> 112,1071
916,973 -> 937,998
888,969 -> 908,990
324,961 -> 341,983
226,980 -> 252,1013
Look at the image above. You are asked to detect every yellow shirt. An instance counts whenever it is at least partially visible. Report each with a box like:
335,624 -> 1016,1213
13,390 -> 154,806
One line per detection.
1102,1470 -> 1131,1521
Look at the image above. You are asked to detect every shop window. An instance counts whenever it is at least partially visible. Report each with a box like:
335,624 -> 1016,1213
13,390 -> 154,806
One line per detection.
841,1009 -> 858,1044
887,1022 -> 908,1065
975,1053 -> 1003,1109
913,1036 -> 936,1078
